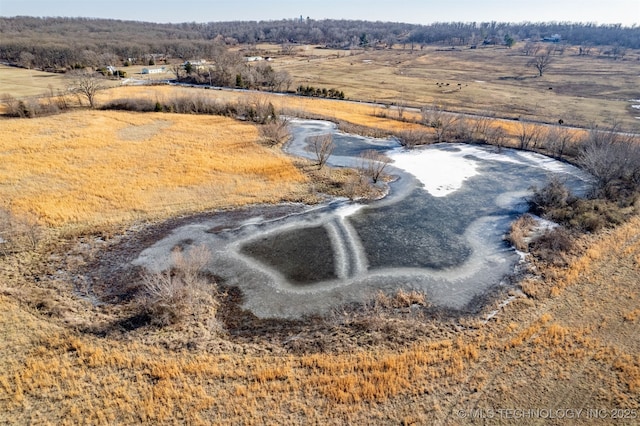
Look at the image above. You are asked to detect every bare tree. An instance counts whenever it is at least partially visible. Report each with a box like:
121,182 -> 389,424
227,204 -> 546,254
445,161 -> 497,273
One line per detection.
259,117 -> 291,147
522,42 -> 542,56
0,209 -> 42,254
171,63 -> 183,80
140,245 -> 218,327
528,51 -> 553,77
486,125 -> 507,152
272,70 -> 292,92
421,105 -> 459,143
543,124 -> 575,159
516,121 -> 543,150
280,43 -> 296,55
309,134 -> 334,169
395,129 -> 432,148
460,112 -> 497,143
359,150 -> 391,183
577,122 -> 640,197
18,51 -> 35,69
68,70 -> 105,108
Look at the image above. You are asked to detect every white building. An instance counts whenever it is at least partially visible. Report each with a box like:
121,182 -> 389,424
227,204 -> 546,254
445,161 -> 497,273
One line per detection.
142,67 -> 166,74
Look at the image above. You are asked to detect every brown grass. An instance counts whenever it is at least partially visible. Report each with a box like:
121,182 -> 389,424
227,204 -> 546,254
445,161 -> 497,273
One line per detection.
1,73 -> 639,424
0,110 -> 307,226
506,213 -> 537,251
0,64 -> 69,98
274,44 -> 640,130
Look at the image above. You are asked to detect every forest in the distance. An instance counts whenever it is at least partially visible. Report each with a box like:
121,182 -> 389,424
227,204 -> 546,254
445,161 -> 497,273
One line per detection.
1,17 -> 639,70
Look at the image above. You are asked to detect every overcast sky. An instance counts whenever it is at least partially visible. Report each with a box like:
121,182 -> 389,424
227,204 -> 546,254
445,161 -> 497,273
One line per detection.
1,0 -> 638,26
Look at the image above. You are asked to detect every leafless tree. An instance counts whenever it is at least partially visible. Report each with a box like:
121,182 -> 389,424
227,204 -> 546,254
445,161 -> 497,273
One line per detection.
421,104 -> 459,143
272,70 -> 292,92
140,245 -> 218,327
543,124 -> 575,159
0,209 -> 42,254
516,121 -> 543,150
486,126 -> 507,151
610,44 -> 627,60
522,42 -> 542,56
309,134 -> 334,169
171,63 -> 183,80
259,117 -> 291,147
579,43 -> 593,56
1,94 -> 25,117
18,51 -> 35,69
464,112 -> 496,143
395,129 -> 432,148
280,43 -> 296,55
577,122 -> 640,196
359,150 -> 391,183
67,70 -> 105,108
528,51 -> 553,77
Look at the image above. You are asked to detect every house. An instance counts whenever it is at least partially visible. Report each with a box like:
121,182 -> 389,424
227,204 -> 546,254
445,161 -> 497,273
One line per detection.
543,34 -> 561,43
142,67 -> 166,74
183,60 -> 208,72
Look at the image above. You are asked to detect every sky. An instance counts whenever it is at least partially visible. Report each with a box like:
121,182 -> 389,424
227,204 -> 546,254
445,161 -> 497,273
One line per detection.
0,0 -> 638,26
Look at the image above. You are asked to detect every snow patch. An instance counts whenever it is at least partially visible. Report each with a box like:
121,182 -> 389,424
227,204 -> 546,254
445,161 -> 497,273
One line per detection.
334,203 -> 364,218
389,147 -> 479,197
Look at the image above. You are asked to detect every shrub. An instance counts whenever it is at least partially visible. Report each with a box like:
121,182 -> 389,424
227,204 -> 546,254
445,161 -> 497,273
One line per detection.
528,177 -> 573,216
506,214 -> 537,252
529,227 -> 574,265
140,245 -> 218,327
394,129 -> 433,148
373,289 -> 428,310
0,209 -> 42,254
259,117 -> 290,147
102,98 -> 156,112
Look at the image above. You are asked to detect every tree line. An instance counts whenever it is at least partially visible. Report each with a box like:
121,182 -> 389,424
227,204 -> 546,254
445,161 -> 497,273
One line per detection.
1,17 -> 638,71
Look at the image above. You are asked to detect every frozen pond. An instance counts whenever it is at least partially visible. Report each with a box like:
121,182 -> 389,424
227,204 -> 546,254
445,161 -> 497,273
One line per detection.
133,119 -> 592,318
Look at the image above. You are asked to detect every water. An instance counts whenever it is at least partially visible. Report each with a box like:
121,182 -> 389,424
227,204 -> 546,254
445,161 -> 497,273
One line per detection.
132,119 -> 592,318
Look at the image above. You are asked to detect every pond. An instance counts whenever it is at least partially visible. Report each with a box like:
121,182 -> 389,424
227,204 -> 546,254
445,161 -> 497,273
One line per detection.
133,119 -> 592,318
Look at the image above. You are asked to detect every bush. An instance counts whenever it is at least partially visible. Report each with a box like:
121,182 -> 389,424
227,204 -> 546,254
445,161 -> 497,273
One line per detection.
0,209 -> 42,254
528,177 -> 573,216
373,289 -> 428,310
259,117 -> 291,146
102,97 -> 156,112
140,245 -> 218,327
530,227 -> 574,265
394,129 -> 433,148
506,214 -> 537,252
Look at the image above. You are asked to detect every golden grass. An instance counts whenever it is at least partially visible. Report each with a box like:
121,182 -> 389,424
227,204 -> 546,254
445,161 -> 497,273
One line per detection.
0,64 -> 69,98
0,110 -> 306,226
1,81 -> 639,424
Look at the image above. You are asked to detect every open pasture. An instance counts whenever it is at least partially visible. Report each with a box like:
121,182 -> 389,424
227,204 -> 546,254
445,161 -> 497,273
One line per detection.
273,44 -> 640,130
0,64 -> 68,98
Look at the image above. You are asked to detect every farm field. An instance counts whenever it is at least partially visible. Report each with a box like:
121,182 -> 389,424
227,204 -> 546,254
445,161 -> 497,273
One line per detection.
0,64 -> 68,97
3,43 -> 640,130
0,43 -> 639,424
268,44 -> 640,130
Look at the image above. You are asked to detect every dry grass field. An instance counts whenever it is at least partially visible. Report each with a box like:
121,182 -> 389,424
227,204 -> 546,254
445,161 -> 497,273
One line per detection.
271,43 -> 640,130
0,110 -> 307,227
0,47 -> 639,424
1,215 -> 638,424
0,64 -> 68,98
